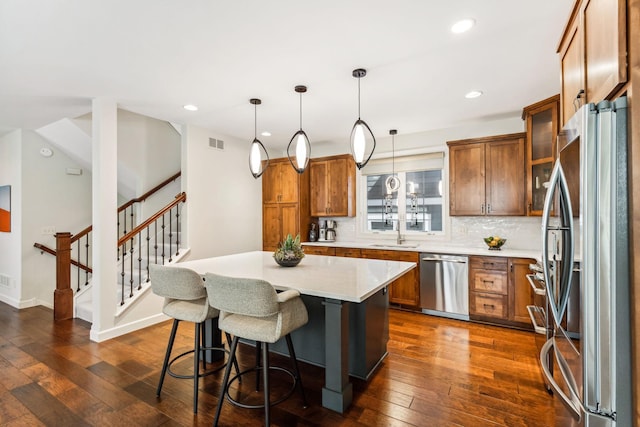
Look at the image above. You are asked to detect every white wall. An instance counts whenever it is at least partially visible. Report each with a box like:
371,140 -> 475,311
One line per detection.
182,125 -> 262,259
0,130 -> 23,307
21,130 -> 93,306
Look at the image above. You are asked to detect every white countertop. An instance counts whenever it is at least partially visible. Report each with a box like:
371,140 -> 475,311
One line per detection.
302,240 -> 540,260
177,251 -> 416,303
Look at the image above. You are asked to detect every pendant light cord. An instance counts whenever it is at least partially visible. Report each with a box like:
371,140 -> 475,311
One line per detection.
357,77 -> 361,119
392,133 -> 395,175
254,103 -> 257,139
299,91 -> 303,130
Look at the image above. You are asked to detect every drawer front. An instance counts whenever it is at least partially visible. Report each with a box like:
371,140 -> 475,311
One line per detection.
470,256 -> 508,271
360,249 -> 418,262
472,271 -> 508,294
470,292 -> 508,318
302,246 -> 335,256
335,247 -> 361,258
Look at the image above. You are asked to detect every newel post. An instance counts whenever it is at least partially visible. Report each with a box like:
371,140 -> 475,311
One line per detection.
54,232 -> 73,320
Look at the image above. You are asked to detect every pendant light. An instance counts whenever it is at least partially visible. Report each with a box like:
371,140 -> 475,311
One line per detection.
385,129 -> 401,193
350,68 -> 376,169
287,85 -> 311,173
248,98 -> 269,179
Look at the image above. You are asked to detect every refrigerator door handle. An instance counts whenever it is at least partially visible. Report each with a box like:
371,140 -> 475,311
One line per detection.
539,339 -> 582,421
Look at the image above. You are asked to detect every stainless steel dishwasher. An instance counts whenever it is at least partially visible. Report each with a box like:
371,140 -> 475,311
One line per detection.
419,253 -> 469,321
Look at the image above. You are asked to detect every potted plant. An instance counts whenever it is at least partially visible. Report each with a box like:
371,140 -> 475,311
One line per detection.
274,234 -> 305,267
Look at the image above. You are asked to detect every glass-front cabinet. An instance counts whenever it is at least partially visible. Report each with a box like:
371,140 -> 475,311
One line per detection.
522,95 -> 560,216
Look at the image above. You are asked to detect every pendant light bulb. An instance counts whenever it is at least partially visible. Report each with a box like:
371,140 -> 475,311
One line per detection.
350,68 -> 376,169
248,98 -> 269,179
287,85 -> 311,174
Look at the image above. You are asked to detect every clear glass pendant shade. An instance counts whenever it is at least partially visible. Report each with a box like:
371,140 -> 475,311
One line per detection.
287,85 -> 311,174
350,119 -> 376,169
288,130 -> 310,173
249,138 -> 269,178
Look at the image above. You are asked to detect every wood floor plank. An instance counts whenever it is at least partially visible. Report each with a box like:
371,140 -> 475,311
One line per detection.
0,301 -> 563,426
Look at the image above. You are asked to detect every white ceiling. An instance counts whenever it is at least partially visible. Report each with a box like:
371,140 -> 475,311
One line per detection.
0,1 -> 574,150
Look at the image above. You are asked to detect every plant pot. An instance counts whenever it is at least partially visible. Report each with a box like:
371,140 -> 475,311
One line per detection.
274,257 -> 302,267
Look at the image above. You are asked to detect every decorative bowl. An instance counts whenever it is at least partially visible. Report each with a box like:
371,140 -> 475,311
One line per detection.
274,256 -> 302,267
484,236 -> 506,250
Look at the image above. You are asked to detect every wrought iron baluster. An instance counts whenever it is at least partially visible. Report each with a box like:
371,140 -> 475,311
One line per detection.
161,215 -> 166,265
168,207 -> 173,263
176,203 -> 180,256
137,232 -> 142,290
129,237 -> 134,298
146,226 -> 150,283
154,221 -> 158,265
85,234 -> 90,286
120,254 -> 125,305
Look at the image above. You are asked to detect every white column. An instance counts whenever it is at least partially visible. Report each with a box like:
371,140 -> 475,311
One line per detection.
90,98 -> 118,342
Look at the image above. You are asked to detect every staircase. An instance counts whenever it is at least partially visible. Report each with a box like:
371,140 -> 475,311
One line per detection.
34,173 -> 186,322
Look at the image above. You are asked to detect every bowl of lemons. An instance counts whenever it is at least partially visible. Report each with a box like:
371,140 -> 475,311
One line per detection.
484,236 -> 506,250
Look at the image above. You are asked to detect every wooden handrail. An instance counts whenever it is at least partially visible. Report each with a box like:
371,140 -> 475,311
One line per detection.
71,225 -> 92,243
118,192 -> 186,246
33,242 -> 93,273
118,171 -> 181,213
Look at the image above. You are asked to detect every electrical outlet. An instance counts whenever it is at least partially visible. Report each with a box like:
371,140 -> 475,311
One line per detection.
42,226 -> 56,235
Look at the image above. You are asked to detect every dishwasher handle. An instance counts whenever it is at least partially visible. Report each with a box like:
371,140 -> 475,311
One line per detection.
421,257 -> 467,264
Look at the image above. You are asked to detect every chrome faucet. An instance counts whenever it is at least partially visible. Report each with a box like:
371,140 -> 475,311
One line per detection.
396,219 -> 405,245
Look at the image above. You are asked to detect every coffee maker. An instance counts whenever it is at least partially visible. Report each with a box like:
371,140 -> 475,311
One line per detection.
325,220 -> 337,241
318,220 -> 327,241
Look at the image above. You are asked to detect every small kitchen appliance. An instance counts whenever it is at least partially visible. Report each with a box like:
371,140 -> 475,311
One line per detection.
325,220 -> 336,241
318,220 -> 327,241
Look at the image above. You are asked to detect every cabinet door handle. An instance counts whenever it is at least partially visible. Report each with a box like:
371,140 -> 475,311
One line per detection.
487,204 -> 491,214
573,89 -> 585,112
481,204 -> 485,214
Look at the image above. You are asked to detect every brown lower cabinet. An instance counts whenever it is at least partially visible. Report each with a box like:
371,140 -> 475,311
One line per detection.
469,255 -> 534,329
301,245 -> 419,306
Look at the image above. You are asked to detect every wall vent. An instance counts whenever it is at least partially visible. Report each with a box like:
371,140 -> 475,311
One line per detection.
209,138 -> 225,150
0,274 -> 11,288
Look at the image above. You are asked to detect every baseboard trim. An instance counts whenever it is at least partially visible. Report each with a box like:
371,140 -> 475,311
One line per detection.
89,312 -> 169,343
0,294 -> 43,309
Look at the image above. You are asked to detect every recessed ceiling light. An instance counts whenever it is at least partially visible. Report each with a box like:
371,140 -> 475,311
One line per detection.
261,131 -> 271,137
451,18 -> 475,34
183,104 -> 198,111
465,90 -> 483,99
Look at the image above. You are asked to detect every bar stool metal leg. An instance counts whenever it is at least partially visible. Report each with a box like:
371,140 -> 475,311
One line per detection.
157,319 -> 179,396
285,334 -> 308,408
193,322 -> 201,414
214,336 -> 239,427
262,342 -> 270,426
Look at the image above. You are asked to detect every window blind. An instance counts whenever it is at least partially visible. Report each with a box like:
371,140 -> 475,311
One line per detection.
361,151 -> 445,175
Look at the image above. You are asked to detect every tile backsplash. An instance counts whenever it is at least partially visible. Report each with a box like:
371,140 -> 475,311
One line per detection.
312,216 -> 543,251
450,216 -> 542,251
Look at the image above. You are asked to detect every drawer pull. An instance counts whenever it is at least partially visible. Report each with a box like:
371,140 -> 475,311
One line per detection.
482,280 -> 494,284
483,263 -> 494,268
483,303 -> 495,309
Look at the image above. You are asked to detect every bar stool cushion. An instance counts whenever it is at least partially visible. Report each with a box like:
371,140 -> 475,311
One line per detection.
204,273 -> 308,343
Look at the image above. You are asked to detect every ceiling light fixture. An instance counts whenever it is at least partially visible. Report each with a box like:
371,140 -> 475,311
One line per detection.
385,129 -> 401,194
350,68 -> 376,170
183,104 -> 198,111
248,98 -> 269,179
287,85 -> 311,174
465,90 -> 484,99
451,18 -> 475,34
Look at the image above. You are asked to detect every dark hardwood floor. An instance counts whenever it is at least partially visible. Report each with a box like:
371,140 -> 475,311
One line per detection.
0,302 -> 558,426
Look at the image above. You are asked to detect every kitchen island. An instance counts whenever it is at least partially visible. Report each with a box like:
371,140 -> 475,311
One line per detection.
177,251 -> 416,413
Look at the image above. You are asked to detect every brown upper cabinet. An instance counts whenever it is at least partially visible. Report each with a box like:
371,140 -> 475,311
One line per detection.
558,0 -> 627,125
262,158 -> 310,251
310,154 -> 356,217
263,160 -> 300,204
522,95 -> 560,216
447,133 -> 526,216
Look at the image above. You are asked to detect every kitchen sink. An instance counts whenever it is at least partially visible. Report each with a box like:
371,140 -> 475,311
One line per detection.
370,243 -> 419,249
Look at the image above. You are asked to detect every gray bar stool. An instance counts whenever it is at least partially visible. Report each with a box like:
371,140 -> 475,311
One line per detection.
149,264 -> 240,414
203,273 -> 309,426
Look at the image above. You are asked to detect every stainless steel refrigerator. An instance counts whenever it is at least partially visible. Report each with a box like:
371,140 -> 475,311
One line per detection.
540,97 -> 632,426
